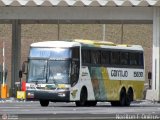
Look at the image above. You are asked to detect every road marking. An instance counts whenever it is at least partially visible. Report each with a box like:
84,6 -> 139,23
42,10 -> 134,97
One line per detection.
0,107 -> 20,109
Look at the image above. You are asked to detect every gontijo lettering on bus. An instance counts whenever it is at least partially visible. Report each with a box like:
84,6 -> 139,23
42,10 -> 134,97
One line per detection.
111,70 -> 128,77
108,68 -> 144,81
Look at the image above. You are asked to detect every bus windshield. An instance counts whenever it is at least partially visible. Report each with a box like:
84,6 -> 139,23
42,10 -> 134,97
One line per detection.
47,60 -> 70,84
28,60 -> 71,84
28,59 -> 47,83
28,47 -> 72,83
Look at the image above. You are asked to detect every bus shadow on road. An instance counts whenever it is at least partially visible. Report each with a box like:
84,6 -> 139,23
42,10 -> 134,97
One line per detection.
48,101 -> 160,108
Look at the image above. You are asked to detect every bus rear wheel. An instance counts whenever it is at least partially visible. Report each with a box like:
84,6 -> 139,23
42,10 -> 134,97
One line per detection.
126,88 -> 133,106
111,88 -> 127,107
111,101 -> 120,106
40,100 -> 49,107
76,87 -> 88,106
119,88 -> 126,106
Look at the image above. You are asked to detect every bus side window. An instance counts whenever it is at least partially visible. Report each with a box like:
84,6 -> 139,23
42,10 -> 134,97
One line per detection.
129,52 -> 139,66
120,52 -> 129,65
139,53 -> 144,67
82,49 -> 91,64
91,51 -> 101,64
111,51 -> 120,65
101,51 -> 110,65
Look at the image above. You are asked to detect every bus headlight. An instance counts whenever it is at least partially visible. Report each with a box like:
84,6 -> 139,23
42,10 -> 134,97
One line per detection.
27,92 -> 34,98
58,92 -> 66,97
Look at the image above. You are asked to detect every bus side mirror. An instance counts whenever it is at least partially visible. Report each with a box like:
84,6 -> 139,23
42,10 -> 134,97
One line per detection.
22,61 -> 28,75
19,70 -> 23,78
148,72 -> 152,79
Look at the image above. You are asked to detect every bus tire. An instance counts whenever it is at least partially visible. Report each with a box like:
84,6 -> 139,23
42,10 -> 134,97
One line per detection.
76,87 -> 88,106
119,88 -> 126,106
111,101 -> 120,106
40,100 -> 49,107
126,88 -> 134,106
87,101 -> 97,106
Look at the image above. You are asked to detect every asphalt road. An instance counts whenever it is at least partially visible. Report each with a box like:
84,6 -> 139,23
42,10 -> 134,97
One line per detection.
0,100 -> 160,120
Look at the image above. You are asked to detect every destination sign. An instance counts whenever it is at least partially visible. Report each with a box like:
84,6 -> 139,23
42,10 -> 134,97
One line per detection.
29,48 -> 71,58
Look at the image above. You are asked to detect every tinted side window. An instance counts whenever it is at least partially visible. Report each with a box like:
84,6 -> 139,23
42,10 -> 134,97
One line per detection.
91,51 -> 101,64
120,52 -> 129,65
139,53 -> 144,66
129,52 -> 144,67
111,52 -> 120,65
82,49 -> 91,64
129,53 -> 139,66
101,51 -> 110,64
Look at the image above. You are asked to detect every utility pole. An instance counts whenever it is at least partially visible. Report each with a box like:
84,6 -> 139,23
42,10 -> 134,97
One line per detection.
1,40 -> 7,98
103,24 -> 106,41
58,20 -> 60,40
2,40 -> 5,87
121,23 -> 124,44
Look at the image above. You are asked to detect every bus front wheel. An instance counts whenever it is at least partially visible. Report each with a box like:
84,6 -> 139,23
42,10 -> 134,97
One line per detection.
87,101 -> 97,106
76,87 -> 88,106
40,100 -> 49,107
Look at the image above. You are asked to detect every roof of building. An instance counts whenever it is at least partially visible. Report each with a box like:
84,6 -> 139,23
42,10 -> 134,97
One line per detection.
0,0 -> 159,7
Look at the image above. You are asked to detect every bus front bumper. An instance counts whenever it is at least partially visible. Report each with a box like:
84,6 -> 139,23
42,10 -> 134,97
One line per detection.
26,90 -> 70,102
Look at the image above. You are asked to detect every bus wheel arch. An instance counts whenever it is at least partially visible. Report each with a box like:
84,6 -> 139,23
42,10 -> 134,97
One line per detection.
75,86 -> 88,106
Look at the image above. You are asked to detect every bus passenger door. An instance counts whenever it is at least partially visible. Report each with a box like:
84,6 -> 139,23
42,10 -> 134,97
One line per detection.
70,47 -> 80,87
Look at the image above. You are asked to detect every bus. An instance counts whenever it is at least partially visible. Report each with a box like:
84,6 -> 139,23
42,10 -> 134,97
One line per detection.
20,39 -> 145,107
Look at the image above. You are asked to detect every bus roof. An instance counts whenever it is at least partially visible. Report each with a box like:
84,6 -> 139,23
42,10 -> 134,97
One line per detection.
74,39 -> 143,51
31,41 -> 81,48
30,39 -> 143,51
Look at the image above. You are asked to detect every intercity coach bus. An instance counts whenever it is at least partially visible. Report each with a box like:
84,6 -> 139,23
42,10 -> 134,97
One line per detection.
20,39 -> 145,107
